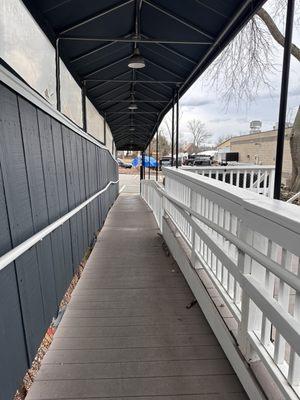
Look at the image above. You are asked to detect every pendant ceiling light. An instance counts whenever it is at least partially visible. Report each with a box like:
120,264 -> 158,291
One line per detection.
128,94 -> 138,110
128,48 -> 145,69
128,102 -> 138,110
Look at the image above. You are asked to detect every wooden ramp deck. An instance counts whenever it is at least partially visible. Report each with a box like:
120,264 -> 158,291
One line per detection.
27,193 -> 248,400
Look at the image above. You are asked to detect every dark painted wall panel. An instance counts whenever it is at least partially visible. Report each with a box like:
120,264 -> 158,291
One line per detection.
38,110 -> 70,302
0,85 -> 45,362
0,266 -> 28,400
19,98 -> 58,328
0,81 -> 118,399
51,119 -> 74,284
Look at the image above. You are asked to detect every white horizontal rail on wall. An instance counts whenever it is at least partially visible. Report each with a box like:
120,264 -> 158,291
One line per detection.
0,180 -> 119,272
182,165 -> 275,198
141,167 -> 300,400
0,65 -> 117,163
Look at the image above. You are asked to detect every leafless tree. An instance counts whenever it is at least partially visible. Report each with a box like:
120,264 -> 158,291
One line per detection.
290,107 -> 300,191
205,1 -> 300,105
187,119 -> 211,151
205,0 -> 300,191
162,109 -> 184,143
216,134 -> 236,146
149,128 -> 171,157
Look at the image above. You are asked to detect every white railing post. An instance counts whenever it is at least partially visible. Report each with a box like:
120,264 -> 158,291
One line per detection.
237,220 -> 259,362
269,168 -> 275,199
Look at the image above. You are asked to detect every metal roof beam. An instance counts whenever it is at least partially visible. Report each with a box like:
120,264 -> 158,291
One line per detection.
136,70 -> 177,91
107,111 -> 158,114
194,0 -> 228,19
84,56 -> 129,78
143,0 -> 215,40
59,0 -> 134,35
143,57 -> 184,80
138,82 -> 169,99
141,34 -> 197,65
101,100 -> 168,103
70,33 -> 133,64
93,83 -> 129,101
59,37 -> 212,45
88,71 -> 131,93
86,79 -> 181,84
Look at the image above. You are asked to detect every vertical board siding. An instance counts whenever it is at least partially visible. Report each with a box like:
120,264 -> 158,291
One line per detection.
19,98 -> 58,329
0,82 -> 118,400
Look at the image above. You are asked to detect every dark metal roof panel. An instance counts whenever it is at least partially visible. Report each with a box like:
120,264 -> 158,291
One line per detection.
22,0 -> 266,150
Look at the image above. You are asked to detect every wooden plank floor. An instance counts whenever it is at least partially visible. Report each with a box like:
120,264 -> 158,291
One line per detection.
27,194 -> 248,400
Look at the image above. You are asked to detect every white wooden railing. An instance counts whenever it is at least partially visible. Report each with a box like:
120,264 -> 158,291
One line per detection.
182,165 -> 275,198
141,167 -> 300,400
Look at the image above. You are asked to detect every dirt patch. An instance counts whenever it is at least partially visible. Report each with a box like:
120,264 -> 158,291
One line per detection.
118,166 -> 140,175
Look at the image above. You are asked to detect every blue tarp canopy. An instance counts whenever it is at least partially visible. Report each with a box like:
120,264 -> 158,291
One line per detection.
132,156 -> 158,168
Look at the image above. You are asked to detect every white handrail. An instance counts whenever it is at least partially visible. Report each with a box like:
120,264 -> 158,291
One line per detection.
142,168 -> 300,400
287,191 -> 300,204
0,179 -> 119,272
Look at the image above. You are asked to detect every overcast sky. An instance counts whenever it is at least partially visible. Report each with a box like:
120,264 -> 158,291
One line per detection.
162,1 -> 300,146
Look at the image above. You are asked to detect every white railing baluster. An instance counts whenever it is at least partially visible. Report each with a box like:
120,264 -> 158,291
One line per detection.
142,168 -> 300,400
288,259 -> 300,386
181,165 -> 275,197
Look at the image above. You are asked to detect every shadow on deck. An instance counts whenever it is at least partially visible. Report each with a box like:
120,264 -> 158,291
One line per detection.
26,194 -> 248,399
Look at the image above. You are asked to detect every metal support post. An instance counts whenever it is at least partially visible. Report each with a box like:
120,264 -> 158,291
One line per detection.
148,146 -> 151,179
82,80 -> 87,131
156,130 -> 159,181
55,38 -> 61,112
171,96 -> 175,166
175,89 -> 179,168
274,0 -> 295,199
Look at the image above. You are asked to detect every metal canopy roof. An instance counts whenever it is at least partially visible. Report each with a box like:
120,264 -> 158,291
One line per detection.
22,0 -> 265,150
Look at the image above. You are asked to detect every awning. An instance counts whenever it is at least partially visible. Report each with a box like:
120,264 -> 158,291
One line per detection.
22,0 -> 266,150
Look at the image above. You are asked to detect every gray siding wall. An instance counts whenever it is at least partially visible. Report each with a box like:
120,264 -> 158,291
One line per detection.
0,82 -> 118,400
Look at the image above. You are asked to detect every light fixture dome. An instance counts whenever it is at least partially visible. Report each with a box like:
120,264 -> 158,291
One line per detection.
129,127 -> 135,131
128,93 -> 138,110
128,48 -> 145,69
128,102 -> 138,110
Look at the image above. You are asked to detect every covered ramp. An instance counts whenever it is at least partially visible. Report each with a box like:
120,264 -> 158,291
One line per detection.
26,193 -> 249,400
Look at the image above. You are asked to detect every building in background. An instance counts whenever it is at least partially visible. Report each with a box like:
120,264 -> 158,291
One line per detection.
217,128 -> 293,184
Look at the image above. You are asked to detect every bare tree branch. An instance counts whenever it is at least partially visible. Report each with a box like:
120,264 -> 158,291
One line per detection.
257,8 -> 300,61
187,119 -> 211,151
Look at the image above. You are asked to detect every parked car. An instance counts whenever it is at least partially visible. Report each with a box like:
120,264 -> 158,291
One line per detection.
117,158 -> 132,168
193,155 -> 211,166
159,156 -> 173,169
160,156 -> 182,169
184,154 -> 196,166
